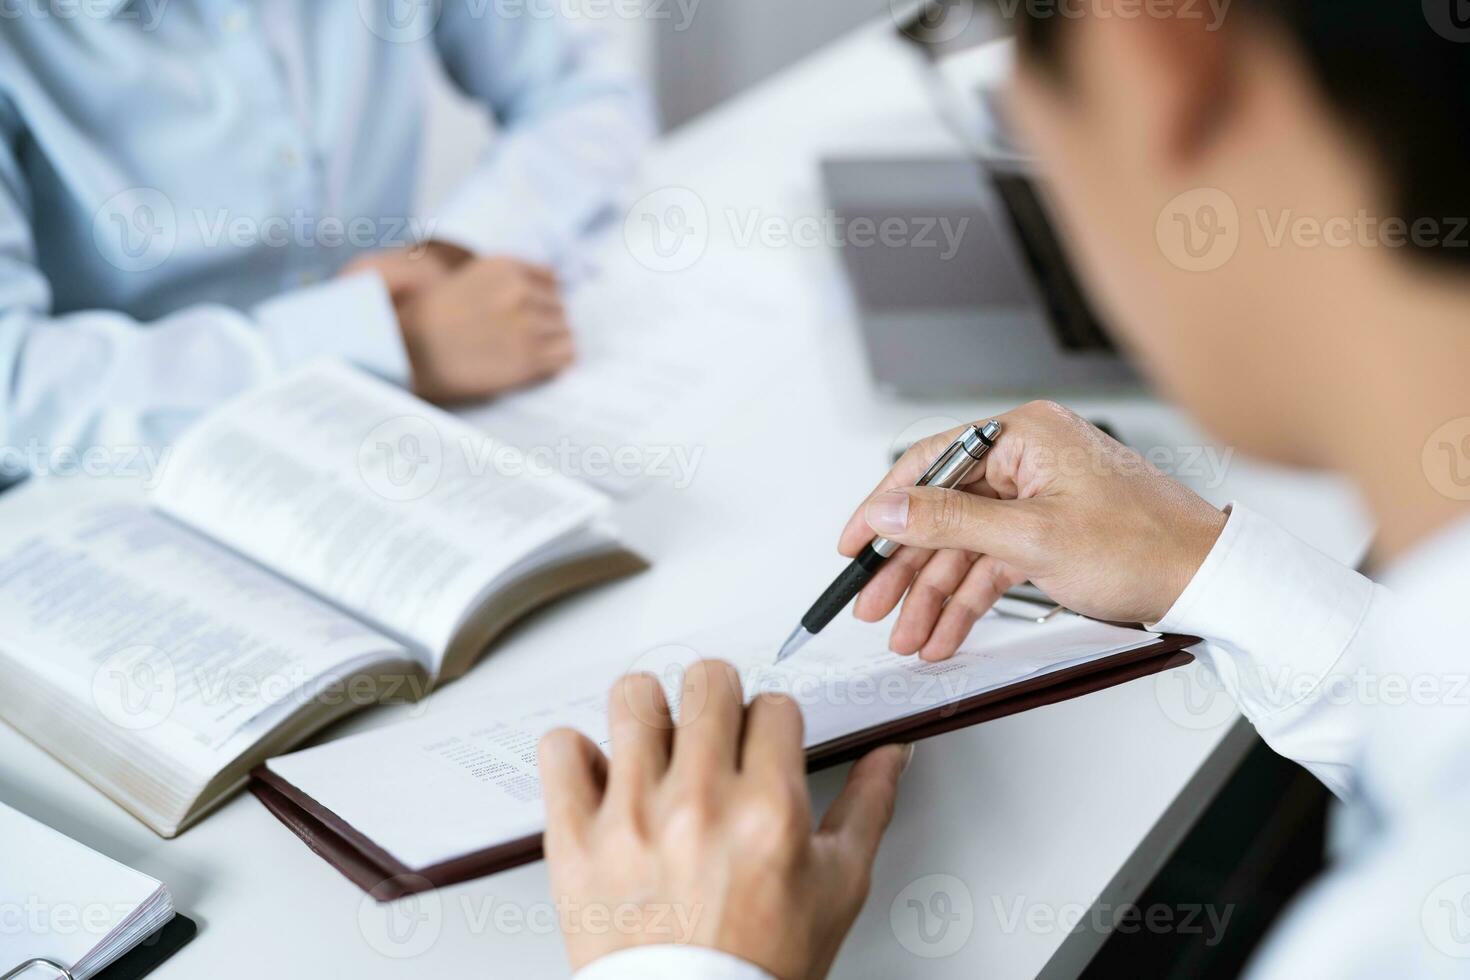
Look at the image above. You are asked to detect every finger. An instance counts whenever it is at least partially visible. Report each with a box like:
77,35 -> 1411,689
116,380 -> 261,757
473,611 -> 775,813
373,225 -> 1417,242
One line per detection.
852,545 -> 933,622
537,334 -> 577,361
864,486 -> 1046,568
538,727 -> 607,838
517,261 -> 560,287
532,340 -> 576,381
837,427 -> 976,557
819,744 -> 909,862
740,692 -> 805,778
502,272 -> 561,307
671,660 -> 746,776
918,556 -> 1027,661
605,673 -> 673,802
890,549 -> 978,655
532,316 -> 574,341
526,292 -> 568,318
467,257 -> 552,293
840,423 -> 999,555
509,281 -> 562,315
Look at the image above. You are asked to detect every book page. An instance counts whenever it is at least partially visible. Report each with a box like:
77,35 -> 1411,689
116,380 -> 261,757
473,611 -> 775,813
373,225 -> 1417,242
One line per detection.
0,479 -> 408,775
152,361 -> 611,661
266,612 -> 1158,871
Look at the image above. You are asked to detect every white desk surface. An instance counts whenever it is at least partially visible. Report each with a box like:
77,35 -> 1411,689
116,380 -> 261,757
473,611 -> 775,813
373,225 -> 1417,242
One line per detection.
0,20 -> 1373,980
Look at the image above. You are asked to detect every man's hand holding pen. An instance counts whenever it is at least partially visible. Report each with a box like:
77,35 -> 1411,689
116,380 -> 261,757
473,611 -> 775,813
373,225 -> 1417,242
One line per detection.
838,401 -> 1228,660
539,403 -> 1228,974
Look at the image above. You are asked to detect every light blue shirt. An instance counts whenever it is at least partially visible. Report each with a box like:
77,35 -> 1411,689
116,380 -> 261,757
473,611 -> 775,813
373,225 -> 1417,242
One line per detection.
0,0 -> 652,475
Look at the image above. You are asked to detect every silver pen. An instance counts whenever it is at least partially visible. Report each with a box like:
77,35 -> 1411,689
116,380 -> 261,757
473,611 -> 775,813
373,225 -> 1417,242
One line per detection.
776,420 -> 1002,662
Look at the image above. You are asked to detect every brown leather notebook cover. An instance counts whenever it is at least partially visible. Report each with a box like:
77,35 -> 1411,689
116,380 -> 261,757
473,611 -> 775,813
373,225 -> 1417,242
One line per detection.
250,633 -> 1198,900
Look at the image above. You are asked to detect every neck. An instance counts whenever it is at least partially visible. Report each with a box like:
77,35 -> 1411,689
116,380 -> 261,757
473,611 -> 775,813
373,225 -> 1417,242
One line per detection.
1216,42 -> 1470,565
1296,258 -> 1470,564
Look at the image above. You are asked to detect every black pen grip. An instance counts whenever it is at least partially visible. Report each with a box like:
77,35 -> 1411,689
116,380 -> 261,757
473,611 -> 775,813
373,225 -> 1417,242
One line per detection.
800,546 -> 889,634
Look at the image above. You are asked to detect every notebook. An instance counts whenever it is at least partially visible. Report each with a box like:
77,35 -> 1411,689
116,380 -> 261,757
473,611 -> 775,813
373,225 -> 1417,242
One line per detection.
0,361 -> 644,838
0,803 -> 193,979
253,613 -> 1196,898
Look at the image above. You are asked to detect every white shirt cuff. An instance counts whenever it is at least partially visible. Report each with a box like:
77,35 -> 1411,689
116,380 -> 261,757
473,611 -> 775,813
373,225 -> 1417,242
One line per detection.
573,946 -> 774,980
253,273 -> 410,385
433,174 -> 562,266
1154,503 -> 1377,723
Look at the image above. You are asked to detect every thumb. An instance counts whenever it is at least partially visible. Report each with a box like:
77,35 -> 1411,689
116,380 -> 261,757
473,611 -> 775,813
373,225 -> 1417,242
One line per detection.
864,486 -> 1040,565
819,743 -> 910,861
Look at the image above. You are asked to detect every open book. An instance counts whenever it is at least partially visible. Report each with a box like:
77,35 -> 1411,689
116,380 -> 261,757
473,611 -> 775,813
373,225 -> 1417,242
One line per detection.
253,612 -> 1195,898
0,802 -> 191,978
0,362 -> 644,838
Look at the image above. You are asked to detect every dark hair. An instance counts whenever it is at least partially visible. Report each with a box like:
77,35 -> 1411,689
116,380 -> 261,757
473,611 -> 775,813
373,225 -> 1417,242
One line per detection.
1007,0 -> 1470,266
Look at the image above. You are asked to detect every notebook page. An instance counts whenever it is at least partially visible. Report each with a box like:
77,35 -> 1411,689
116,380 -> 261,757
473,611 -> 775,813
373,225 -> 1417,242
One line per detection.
153,361 -> 610,661
458,339 -> 703,497
458,284 -> 762,496
0,479 -> 407,777
0,802 -> 171,979
266,613 -> 1158,871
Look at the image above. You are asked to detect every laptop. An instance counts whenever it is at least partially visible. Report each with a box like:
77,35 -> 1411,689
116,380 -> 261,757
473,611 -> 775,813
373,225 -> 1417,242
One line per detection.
822,155 -> 1139,397
823,3 -> 1140,397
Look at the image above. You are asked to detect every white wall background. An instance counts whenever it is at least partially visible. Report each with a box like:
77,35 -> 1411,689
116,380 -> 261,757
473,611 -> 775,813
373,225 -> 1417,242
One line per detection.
653,0 -> 890,128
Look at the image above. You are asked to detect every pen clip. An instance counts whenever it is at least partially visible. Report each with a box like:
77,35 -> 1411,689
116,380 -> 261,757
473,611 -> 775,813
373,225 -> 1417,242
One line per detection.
915,427 -> 976,487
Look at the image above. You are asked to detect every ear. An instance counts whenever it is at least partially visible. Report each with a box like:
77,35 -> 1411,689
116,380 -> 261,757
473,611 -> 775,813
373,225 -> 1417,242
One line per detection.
1070,8 -> 1235,170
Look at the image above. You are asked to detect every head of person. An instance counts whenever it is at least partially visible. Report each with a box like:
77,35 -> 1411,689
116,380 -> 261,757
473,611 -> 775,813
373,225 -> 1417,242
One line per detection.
986,0 -> 1470,467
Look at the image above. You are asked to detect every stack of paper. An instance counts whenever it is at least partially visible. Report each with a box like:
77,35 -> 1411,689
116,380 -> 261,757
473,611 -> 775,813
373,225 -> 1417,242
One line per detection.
0,803 -> 174,979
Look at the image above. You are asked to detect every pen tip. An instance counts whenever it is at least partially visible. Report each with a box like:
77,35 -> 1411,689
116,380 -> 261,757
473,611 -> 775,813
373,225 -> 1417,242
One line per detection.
775,625 -> 813,663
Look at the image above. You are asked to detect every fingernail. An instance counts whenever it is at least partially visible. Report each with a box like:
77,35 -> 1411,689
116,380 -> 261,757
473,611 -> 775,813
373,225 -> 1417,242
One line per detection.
900,743 -> 915,775
866,491 -> 909,535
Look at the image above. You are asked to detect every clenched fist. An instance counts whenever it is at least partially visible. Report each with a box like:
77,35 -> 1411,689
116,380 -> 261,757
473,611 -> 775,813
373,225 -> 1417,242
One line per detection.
396,257 -> 575,403
345,246 -> 575,403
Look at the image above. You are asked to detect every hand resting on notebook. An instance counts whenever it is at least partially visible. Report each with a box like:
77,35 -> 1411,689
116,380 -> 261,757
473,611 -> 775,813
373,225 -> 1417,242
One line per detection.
539,660 -> 910,978
838,401 -> 1229,661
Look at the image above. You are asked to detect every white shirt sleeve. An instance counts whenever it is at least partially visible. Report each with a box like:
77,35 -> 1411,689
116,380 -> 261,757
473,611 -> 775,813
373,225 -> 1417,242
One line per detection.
1153,503 -> 1391,801
253,274 -> 409,384
1243,802 -> 1470,980
573,946 -> 774,980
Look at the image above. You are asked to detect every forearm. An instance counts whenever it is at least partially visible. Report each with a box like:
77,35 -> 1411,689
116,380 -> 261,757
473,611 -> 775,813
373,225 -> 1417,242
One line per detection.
0,273 -> 407,461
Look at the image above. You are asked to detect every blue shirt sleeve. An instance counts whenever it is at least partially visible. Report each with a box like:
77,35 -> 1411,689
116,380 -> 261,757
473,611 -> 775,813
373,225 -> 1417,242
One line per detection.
429,7 -> 655,264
